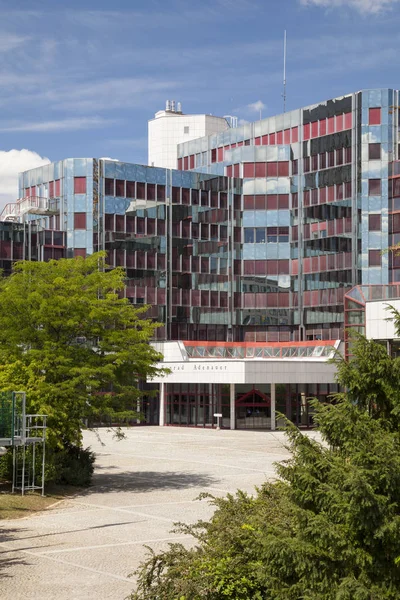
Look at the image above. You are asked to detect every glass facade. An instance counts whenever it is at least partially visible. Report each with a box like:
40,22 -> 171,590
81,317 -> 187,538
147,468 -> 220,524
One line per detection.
0,87 -> 396,428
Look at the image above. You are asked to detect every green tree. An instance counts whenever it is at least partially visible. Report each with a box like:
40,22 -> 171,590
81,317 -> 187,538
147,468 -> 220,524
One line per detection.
331,327 -> 400,427
0,252 -> 165,450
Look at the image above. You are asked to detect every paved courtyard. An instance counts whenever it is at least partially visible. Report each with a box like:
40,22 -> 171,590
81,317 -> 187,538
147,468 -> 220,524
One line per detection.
0,426 -> 312,600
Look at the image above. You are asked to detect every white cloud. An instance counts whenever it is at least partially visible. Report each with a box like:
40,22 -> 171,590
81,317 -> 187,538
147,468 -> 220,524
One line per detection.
0,117 -> 115,133
247,100 -> 266,113
0,149 -> 50,210
300,0 -> 400,14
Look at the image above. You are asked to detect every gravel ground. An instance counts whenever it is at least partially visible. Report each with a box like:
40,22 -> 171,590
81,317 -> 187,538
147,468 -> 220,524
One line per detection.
0,426 -> 316,600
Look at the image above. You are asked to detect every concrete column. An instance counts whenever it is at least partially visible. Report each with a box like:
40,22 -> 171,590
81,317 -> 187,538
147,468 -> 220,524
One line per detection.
270,383 -> 276,431
159,382 -> 165,427
230,383 -> 235,430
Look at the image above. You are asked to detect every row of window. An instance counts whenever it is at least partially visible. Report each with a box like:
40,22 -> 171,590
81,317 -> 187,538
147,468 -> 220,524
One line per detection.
105,179 -> 166,200
301,147 -> 352,173
244,227 -> 289,244
179,111 -> 357,170
234,162 -> 290,178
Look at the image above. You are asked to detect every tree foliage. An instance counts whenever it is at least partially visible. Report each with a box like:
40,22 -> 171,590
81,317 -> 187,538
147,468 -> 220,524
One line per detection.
130,323 -> 400,599
0,252 -> 165,449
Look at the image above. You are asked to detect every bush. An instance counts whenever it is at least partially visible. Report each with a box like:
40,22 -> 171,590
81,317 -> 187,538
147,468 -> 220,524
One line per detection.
0,444 -> 96,488
52,445 -> 95,487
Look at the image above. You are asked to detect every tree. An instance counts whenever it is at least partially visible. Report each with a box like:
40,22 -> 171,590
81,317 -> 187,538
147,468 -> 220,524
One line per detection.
331,326 -> 400,427
0,252 -> 165,450
131,329 -> 400,599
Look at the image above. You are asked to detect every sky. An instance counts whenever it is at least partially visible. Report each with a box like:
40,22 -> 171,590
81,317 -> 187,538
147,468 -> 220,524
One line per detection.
1,0 -> 400,208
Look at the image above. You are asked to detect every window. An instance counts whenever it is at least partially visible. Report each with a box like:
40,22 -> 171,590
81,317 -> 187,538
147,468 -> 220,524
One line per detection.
184,126 -> 189,134
278,161 -> 289,176
328,151 -> 335,167
74,249 -> 86,258
369,214 -> 381,231
369,143 -> 381,160
319,152 -> 327,169
369,249 -> 381,267
126,181 -> 135,198
303,157 -> 310,172
74,213 -> 86,229
255,228 -> 266,243
344,112 -> 352,130
255,163 -> 267,177
74,177 -> 86,194
244,228 -> 254,243
369,108 -> 381,125
303,123 -> 310,140
137,182 -> 145,199
311,121 -> 318,138
345,147 -> 352,163
115,179 -> 125,197
336,148 -> 343,166
284,129 -> 290,144
292,159 -> 298,175
311,155 -> 318,171
49,181 -> 54,197
55,180 -> 61,196
369,179 -> 381,196
105,178 -> 114,195
243,163 -> 255,178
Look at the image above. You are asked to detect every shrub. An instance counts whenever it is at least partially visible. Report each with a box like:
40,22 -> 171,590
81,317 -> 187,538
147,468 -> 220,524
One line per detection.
0,444 -> 96,488
52,445 -> 95,487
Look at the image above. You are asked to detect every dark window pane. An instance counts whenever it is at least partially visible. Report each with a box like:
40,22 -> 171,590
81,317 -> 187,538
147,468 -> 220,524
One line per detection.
126,181 -> 135,198
255,228 -> 266,243
369,249 -> 381,267
137,182 -> 145,199
369,214 -> 381,231
115,179 -> 125,197
74,213 -> 86,229
157,184 -> 165,200
105,178 -> 114,195
369,179 -> 381,196
369,143 -> 381,160
244,228 -> 254,243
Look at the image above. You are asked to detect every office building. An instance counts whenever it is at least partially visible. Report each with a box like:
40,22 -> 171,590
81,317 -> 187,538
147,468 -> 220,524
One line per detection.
1,87 -> 399,429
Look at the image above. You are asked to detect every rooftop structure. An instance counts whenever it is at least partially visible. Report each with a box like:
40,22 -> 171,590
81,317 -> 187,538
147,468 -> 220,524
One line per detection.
148,100 -> 230,169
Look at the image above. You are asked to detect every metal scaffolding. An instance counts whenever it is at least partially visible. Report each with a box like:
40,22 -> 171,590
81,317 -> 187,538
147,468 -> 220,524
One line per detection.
0,391 -> 47,495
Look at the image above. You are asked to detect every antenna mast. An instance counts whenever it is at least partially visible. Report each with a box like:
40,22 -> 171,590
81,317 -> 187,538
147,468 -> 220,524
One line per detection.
282,30 -> 287,113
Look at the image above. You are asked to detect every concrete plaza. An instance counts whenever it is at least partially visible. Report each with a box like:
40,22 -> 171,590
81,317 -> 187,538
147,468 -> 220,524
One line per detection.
0,426 -> 312,599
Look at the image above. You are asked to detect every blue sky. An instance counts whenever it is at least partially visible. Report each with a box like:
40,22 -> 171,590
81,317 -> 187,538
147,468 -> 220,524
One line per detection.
1,0 -> 400,206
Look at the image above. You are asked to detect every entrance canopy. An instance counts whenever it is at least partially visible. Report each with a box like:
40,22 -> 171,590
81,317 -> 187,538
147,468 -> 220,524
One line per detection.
150,340 -> 341,385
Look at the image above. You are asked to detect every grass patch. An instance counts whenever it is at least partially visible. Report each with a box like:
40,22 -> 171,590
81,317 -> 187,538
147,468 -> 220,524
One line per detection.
0,482 -> 78,520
